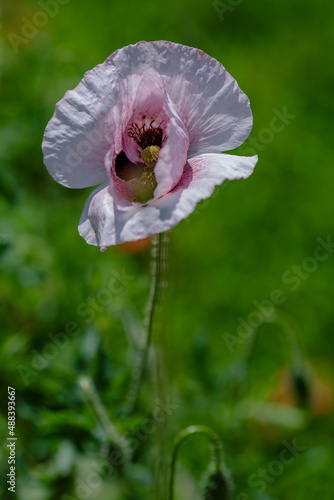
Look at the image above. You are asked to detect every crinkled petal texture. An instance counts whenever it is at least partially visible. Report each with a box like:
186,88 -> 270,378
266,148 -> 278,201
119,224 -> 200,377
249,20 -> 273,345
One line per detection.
104,67 -> 189,200
42,40 -> 258,247
79,154 -> 258,248
42,40 -> 253,189
106,41 -> 253,156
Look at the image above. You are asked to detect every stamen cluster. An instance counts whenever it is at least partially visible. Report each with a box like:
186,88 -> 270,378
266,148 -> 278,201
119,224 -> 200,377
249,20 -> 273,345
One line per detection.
127,118 -> 165,150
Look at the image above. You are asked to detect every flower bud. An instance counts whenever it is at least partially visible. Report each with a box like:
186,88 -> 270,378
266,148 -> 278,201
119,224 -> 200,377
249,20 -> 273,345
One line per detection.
202,470 -> 232,500
292,371 -> 310,408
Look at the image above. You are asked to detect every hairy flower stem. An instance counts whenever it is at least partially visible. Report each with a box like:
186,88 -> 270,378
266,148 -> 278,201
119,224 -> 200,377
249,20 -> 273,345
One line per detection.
123,233 -> 168,499
124,233 -> 167,414
78,375 -> 130,460
169,426 -> 230,500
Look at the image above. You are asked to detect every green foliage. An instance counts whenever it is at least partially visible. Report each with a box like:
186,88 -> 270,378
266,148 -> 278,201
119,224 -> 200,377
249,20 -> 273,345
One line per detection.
1,0 -> 334,499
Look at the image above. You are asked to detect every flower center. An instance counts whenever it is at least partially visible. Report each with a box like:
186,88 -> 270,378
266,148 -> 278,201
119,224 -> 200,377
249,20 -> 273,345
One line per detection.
127,119 -> 165,149
126,119 -> 166,203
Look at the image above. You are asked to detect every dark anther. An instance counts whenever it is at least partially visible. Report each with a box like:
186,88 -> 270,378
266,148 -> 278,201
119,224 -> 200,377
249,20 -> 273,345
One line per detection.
127,120 -> 165,150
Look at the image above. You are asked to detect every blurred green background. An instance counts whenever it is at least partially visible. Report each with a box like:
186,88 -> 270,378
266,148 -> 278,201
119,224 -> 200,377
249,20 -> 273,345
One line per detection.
1,0 -> 334,498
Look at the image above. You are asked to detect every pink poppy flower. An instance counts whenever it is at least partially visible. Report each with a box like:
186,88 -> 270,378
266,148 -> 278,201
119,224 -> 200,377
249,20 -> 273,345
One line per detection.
42,41 -> 257,249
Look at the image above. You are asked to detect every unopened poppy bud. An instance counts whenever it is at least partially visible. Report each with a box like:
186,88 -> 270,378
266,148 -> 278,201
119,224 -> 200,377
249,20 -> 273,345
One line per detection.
292,371 -> 310,408
202,470 -> 231,500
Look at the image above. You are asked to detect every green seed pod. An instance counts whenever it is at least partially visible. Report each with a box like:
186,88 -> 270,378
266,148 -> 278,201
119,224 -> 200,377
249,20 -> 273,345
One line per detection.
140,145 -> 160,169
128,145 -> 160,203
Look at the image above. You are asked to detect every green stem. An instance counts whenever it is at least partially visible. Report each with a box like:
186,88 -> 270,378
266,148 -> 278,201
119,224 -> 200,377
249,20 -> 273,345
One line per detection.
151,233 -> 169,500
124,233 -> 166,414
241,311 -> 306,372
275,312 -> 306,374
78,375 -> 130,459
237,311 -> 308,399
169,426 -> 224,500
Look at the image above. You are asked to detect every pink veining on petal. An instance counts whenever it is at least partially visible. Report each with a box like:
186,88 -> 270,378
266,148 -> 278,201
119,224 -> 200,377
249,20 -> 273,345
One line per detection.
104,67 -> 189,202
169,161 -> 193,192
121,68 -> 168,164
105,148 -> 136,207
43,41 -> 257,248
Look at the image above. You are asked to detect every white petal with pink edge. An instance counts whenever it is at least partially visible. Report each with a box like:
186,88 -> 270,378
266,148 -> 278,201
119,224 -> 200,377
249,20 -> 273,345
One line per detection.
42,63 -> 119,188
78,154 -> 258,248
104,67 -> 189,199
43,41 -> 252,190
105,41 -> 253,155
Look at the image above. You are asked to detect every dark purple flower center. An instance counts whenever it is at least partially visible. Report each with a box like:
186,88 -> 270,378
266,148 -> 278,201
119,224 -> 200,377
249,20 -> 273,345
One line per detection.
127,119 -> 165,150
115,151 -> 144,181
115,118 -> 167,204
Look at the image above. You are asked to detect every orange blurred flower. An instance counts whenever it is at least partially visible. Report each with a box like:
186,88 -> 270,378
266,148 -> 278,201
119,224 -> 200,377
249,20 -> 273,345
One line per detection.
271,363 -> 334,416
116,237 -> 151,255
